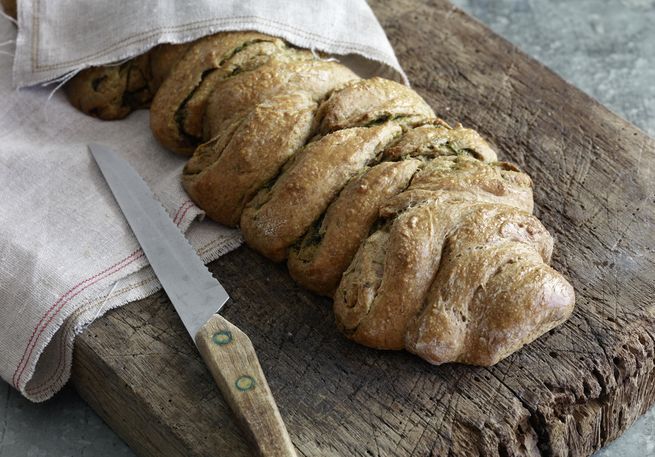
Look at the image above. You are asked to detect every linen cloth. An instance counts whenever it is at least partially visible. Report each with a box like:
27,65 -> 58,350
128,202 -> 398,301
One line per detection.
0,1 -> 405,402
12,0 -> 407,87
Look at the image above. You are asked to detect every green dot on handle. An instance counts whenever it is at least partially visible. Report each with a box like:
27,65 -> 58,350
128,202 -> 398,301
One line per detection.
212,330 -> 233,345
235,375 -> 256,392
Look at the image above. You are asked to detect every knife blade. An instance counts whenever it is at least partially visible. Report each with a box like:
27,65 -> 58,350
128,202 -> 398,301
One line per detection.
89,143 -> 296,457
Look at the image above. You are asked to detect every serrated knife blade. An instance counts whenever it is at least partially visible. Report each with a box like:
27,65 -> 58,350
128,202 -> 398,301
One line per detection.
89,142 -> 228,339
89,143 -> 296,457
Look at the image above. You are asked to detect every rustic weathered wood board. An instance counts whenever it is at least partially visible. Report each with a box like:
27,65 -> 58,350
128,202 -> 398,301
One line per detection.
71,0 -> 655,455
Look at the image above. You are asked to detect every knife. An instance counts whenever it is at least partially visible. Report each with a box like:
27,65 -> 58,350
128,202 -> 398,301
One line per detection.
88,143 -> 296,457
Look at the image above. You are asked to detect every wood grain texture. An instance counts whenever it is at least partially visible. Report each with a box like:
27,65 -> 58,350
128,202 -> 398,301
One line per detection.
195,314 -> 296,457
72,0 -> 655,456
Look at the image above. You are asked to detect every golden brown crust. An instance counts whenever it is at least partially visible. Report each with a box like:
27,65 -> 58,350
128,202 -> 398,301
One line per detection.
383,120 -> 498,162
404,204 -> 573,365
64,43 -> 190,121
203,57 -> 359,140
313,77 -> 435,134
334,157 -> 540,350
288,159 -> 421,297
240,123 -> 402,262
148,43 -> 193,92
150,32 -> 289,155
334,165 -> 574,362
65,53 -> 152,120
380,155 -> 534,218
182,92 -> 317,227
335,202 -> 457,349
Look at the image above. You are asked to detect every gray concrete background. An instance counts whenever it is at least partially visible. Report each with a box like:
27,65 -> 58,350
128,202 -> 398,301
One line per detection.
1,0 -> 654,455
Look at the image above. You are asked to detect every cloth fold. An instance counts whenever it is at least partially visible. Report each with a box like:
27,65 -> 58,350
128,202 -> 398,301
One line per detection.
0,26 -> 243,400
0,0 -> 404,402
12,0 -> 407,87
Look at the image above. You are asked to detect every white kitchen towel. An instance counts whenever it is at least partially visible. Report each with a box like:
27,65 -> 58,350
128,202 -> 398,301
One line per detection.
0,1 -> 405,402
0,17 -> 243,402
12,0 -> 407,87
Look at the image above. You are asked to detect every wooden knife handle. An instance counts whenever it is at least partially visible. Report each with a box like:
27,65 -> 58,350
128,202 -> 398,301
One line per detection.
195,314 -> 297,457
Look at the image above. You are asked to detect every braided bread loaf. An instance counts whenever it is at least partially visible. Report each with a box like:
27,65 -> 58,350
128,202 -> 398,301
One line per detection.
66,32 -> 575,366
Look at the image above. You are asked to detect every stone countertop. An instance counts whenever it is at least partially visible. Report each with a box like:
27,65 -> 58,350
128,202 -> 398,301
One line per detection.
1,1 -> 653,456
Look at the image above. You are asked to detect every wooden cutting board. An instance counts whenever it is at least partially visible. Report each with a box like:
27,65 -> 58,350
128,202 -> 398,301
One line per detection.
70,0 -> 655,455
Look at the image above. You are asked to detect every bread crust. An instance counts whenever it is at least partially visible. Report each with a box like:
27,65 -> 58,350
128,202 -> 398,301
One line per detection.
148,43 -> 194,95
335,157 -> 538,349
380,155 -> 534,218
183,92 -> 317,226
150,32 -> 289,155
383,120 -> 498,162
313,77 -> 435,134
64,43 -> 190,120
334,156 -> 573,361
288,158 -> 421,297
203,57 -> 359,140
65,53 -> 152,120
335,202 -> 457,348
405,204 -> 573,365
241,123 -> 402,262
